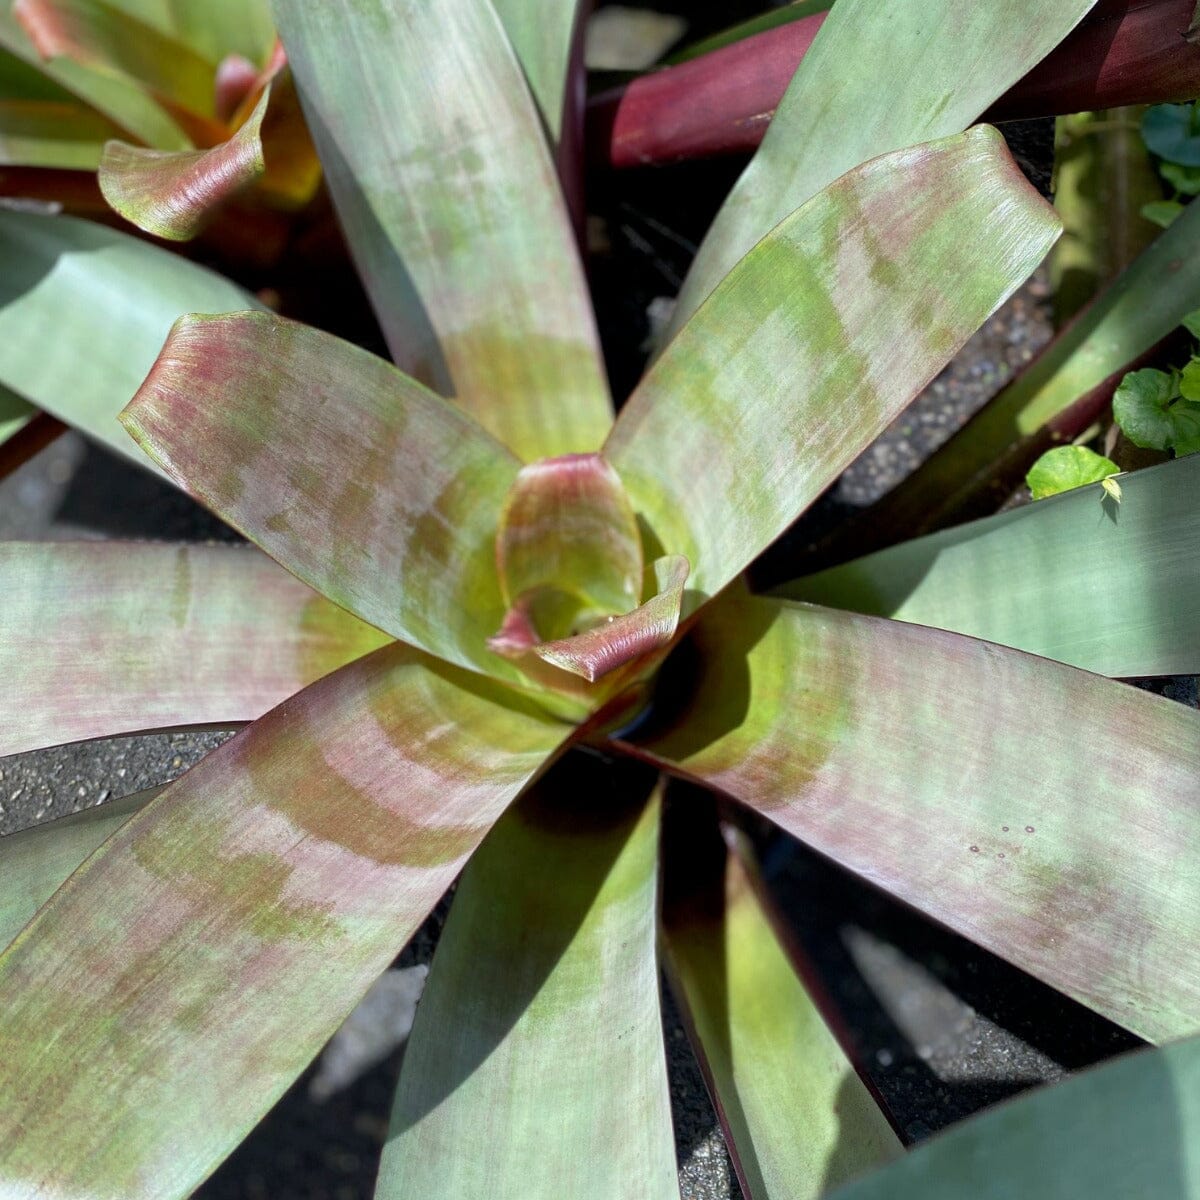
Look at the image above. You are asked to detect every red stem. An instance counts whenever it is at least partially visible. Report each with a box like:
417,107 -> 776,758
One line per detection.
588,0 -> 1200,170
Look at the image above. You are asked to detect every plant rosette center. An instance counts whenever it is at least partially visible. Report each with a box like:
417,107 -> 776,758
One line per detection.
485,453 -> 689,705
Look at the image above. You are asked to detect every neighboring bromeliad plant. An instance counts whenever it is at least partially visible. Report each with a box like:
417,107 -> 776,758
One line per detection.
0,2 -> 1199,1199
0,0 -> 319,242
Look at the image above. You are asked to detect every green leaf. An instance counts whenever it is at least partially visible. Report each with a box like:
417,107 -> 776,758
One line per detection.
376,763 -> 676,1200
1182,309 -> 1200,339
1114,366 -> 1200,452
0,209 -> 260,469
98,84 -> 268,239
0,382 -> 35,444
1143,101 -> 1200,166
662,820 -> 901,1200
1141,198 -> 1184,228
664,0 -> 1096,340
605,127 -> 1059,604
0,787 -> 158,952
1160,160 -> 1200,195
0,5 -> 190,149
635,590 -> 1200,1042
861,185 -> 1200,540
114,0 -> 276,68
120,312 -> 526,682
1025,444 -> 1118,499
0,45 -> 121,166
13,0 -> 220,117
827,1035 -> 1200,1200
272,0 -> 612,462
0,640 -> 567,1198
0,541 -> 391,756
783,454 -> 1200,678
1049,110 -> 1162,325
490,0 -> 583,152
665,0 -> 832,65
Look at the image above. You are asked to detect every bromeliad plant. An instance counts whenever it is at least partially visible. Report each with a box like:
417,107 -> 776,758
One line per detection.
1,0 -> 1200,1198
0,0 -> 319,241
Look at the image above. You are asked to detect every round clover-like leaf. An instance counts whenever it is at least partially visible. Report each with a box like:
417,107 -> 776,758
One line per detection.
1143,102 -> 1200,166
1026,445 -> 1119,500
1141,199 -> 1184,228
1160,160 -> 1200,195
1114,366 -> 1200,453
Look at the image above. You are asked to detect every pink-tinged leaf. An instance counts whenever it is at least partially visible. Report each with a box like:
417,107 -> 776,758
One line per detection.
0,787 -> 159,951
0,210 -> 262,472
98,84 -> 267,239
494,451 -> 648,662
533,554 -> 689,682
0,541 -> 390,756
0,640 -> 567,1198
662,813 -> 901,1200
376,760 -> 677,1200
605,128 -> 1060,604
631,590 -> 1200,1043
496,452 -> 642,623
14,0 -> 217,118
658,0 -> 1096,341
273,0 -> 612,462
120,312 -> 525,681
826,179 -> 1200,551
213,52 -> 258,123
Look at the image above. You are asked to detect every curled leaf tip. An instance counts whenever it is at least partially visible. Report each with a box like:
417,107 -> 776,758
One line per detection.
99,88 -> 270,240
490,555 -> 690,684
496,451 -> 643,618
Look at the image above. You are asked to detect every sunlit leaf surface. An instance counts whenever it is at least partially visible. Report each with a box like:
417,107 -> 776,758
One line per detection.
636,590 -> 1200,1042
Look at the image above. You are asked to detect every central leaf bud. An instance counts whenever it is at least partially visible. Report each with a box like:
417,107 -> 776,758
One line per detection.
488,453 -> 689,684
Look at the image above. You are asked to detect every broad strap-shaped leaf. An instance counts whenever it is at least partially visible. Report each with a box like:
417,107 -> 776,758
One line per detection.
783,455 -> 1200,678
376,760 -> 676,1200
827,1034 -> 1200,1200
0,787 -> 158,952
605,128 -> 1059,604
844,180 -> 1200,546
14,0 -> 217,117
662,815 -> 901,1200
0,640 -> 567,1199
0,381 -> 35,444
121,312 -> 525,680
1048,108 -> 1161,325
273,0 -> 612,462
663,0 -> 1096,339
0,541 -> 391,756
592,1 -> 1200,172
0,209 -> 259,468
0,5 -> 190,149
491,0 -> 584,151
98,84 -> 267,239
0,44 -> 122,167
113,0 -> 276,68
632,591 -> 1200,1043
